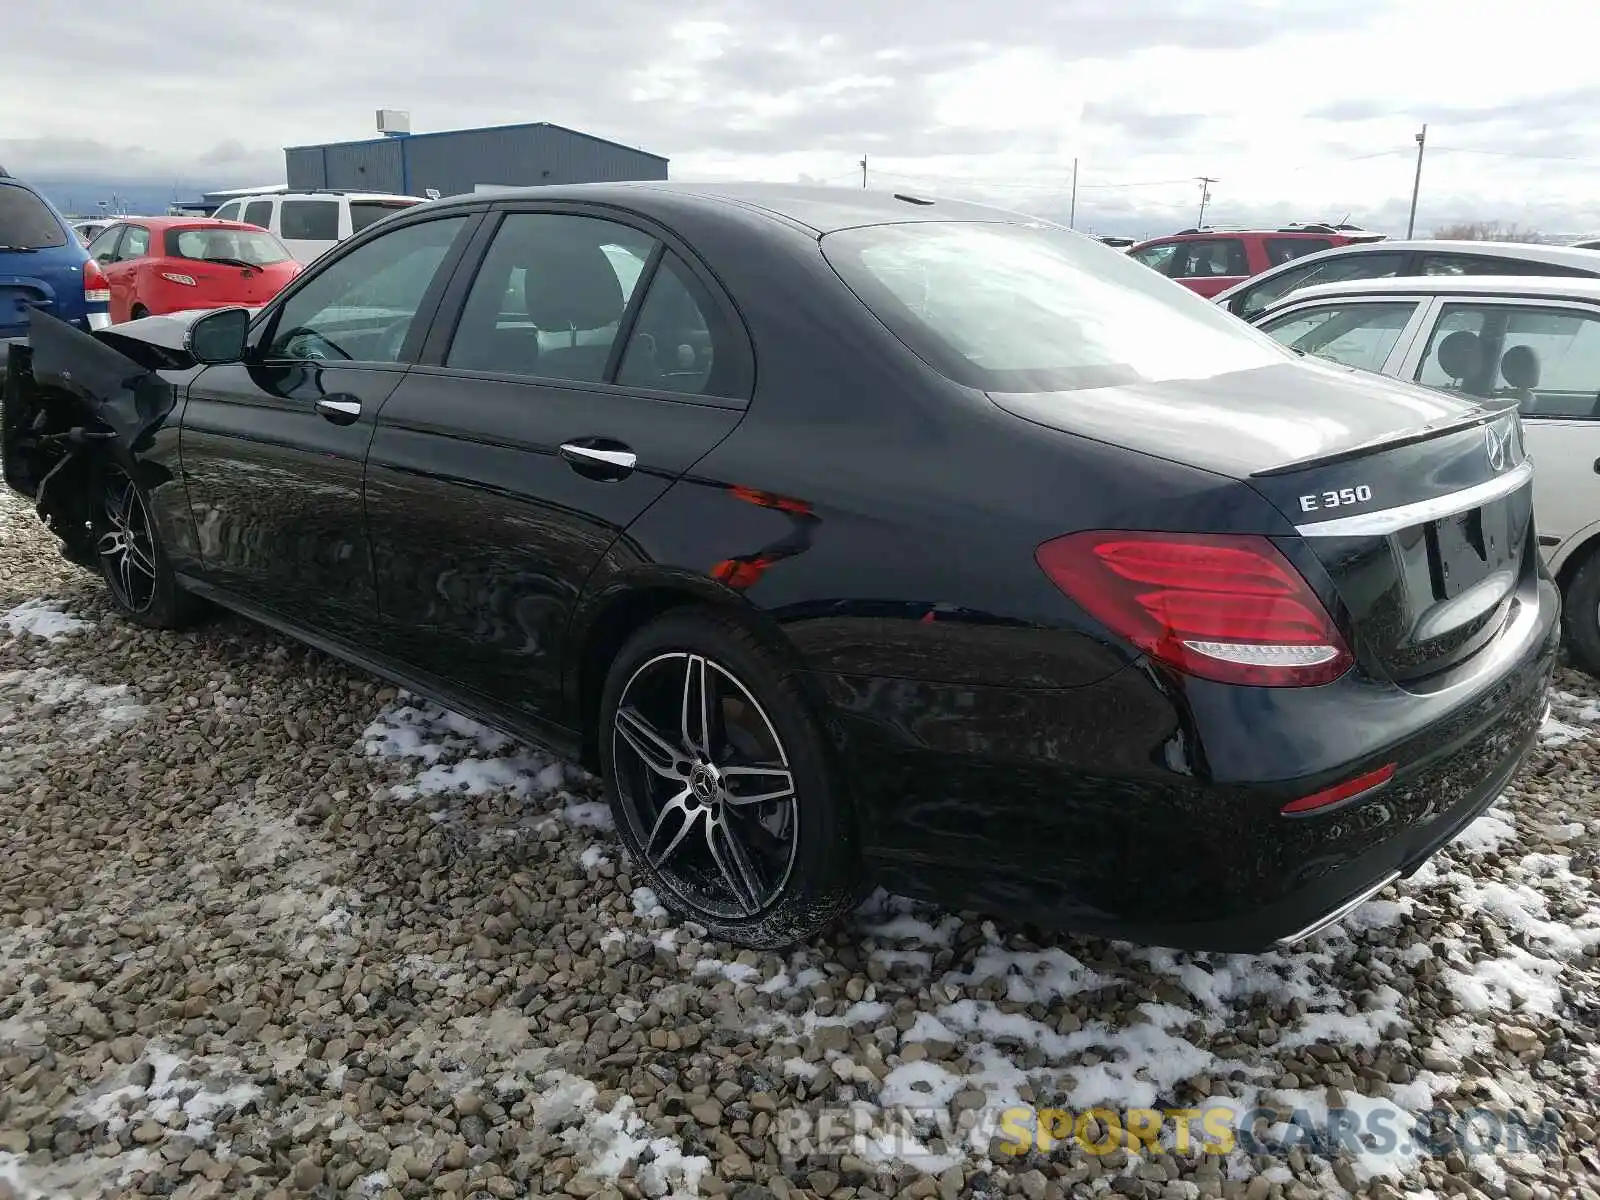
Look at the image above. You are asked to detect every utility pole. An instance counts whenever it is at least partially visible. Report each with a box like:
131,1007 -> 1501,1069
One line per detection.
1069,157 -> 1079,229
1406,124 -> 1427,239
860,155 -> 868,189
1196,176 -> 1217,227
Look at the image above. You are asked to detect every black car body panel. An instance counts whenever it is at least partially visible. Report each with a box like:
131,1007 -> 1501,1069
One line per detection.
0,182 -> 1559,952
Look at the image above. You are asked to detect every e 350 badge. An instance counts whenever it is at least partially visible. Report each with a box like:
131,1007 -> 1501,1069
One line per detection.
1299,484 -> 1373,514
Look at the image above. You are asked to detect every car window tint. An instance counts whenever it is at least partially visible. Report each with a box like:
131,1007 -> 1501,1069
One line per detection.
1240,252 -> 1407,318
1168,238 -> 1249,279
87,224 -> 124,263
242,200 -> 275,230
121,226 -> 151,259
446,212 -> 654,382
0,184 -> 68,250
1258,302 -> 1417,372
280,200 -> 340,242
266,215 -> 468,363
1419,253 -> 1571,277
614,253 -> 735,398
1264,237 -> 1333,267
1416,302 -> 1600,418
1129,243 -> 1178,272
170,228 -> 292,265
212,202 -> 242,222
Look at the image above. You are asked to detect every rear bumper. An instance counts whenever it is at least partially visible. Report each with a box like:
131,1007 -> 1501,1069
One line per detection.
827,576 -> 1559,953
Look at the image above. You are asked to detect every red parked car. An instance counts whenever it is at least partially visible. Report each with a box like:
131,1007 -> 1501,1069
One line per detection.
82,216 -> 301,323
1127,223 -> 1387,298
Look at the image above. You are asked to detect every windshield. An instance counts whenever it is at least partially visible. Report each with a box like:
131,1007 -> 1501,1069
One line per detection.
168,227 -> 292,265
821,220 -> 1290,393
0,183 -> 69,250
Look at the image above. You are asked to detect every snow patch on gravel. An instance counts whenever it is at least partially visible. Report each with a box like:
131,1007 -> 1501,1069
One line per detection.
2,598 -> 91,641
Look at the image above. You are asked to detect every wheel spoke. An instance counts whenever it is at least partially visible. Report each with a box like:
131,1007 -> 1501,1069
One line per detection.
719,765 -> 795,807
616,706 -> 688,778
706,815 -> 764,916
645,787 -> 697,866
124,533 -> 157,578
681,654 -> 713,758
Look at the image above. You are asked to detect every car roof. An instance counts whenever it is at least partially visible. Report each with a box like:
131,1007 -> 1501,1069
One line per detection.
422,181 -> 1037,235
1257,273 -> 1600,312
226,191 -> 426,203
1215,239 -> 1600,303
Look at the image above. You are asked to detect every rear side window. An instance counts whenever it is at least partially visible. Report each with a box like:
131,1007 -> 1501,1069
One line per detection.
0,183 -> 68,249
1264,237 -> 1333,266
822,220 -> 1287,393
212,202 -> 243,222
281,200 -> 340,241
350,200 -> 420,234
242,200 -> 275,230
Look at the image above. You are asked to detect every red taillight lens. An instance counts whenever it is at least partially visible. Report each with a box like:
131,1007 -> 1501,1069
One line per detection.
83,258 -> 110,304
1281,762 -> 1395,815
1035,530 -> 1353,687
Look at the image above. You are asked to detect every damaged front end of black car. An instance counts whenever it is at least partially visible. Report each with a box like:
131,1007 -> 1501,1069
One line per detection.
2,308 -> 244,588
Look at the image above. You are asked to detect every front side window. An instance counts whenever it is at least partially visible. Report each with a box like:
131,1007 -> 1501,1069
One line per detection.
1416,302 -> 1600,418
1235,251 -> 1407,318
212,202 -> 243,222
822,220 -> 1290,393
169,227 -> 292,266
1168,238 -> 1249,279
1258,301 -> 1418,373
446,213 -> 654,382
120,226 -> 151,259
242,200 -> 275,230
86,224 -> 125,263
0,184 -> 68,250
266,215 -> 468,363
1129,242 -> 1178,272
280,200 -> 339,242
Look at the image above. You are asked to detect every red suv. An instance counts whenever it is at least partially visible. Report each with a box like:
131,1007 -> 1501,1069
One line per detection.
1127,223 -> 1388,298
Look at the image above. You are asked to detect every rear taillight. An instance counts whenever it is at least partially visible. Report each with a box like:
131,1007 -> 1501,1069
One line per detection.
160,272 -> 197,286
1035,531 -> 1353,687
83,258 -> 110,304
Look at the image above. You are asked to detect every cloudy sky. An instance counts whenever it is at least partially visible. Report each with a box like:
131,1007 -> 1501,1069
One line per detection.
6,0 -> 1600,237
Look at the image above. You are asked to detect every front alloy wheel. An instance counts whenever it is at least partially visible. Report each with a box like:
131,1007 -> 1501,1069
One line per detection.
98,466 -> 158,614
599,611 -> 860,948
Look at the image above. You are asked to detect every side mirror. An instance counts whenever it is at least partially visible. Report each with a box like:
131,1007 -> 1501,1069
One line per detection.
185,307 -> 251,365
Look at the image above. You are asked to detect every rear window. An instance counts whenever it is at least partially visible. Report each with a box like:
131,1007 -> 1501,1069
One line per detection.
167,227 -> 292,265
0,183 -> 69,250
280,200 -> 339,241
350,199 -> 420,234
821,221 -> 1289,392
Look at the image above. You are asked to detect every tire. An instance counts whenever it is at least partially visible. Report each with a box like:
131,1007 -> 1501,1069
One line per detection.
598,609 -> 860,949
1563,553 -> 1600,678
91,461 -> 205,630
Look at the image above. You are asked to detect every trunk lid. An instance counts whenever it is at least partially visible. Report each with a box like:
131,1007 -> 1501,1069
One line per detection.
988,357 -> 1534,683
175,259 -> 298,306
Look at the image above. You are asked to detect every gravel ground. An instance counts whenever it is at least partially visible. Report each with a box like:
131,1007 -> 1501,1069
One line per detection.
1,486 -> 1598,1200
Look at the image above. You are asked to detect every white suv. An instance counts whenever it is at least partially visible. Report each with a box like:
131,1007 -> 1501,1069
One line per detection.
211,191 -> 428,262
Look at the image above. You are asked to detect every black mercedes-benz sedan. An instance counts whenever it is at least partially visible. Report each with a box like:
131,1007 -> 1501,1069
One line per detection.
0,182 -> 1558,952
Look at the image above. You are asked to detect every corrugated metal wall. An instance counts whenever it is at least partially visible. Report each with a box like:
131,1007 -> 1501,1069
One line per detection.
284,125 -> 667,199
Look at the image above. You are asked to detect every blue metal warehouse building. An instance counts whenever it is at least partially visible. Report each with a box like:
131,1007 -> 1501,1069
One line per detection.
283,121 -> 669,199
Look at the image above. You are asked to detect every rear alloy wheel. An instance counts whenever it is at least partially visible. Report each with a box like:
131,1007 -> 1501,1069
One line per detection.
93,463 -> 203,630
599,611 -> 860,948
1563,552 -> 1600,677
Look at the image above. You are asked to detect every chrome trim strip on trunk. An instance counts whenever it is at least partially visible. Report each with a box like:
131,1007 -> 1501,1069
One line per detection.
1294,461 -> 1533,538
1274,869 -> 1402,947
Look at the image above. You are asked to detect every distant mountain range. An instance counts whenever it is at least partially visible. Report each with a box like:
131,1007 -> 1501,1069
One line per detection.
24,179 -> 240,218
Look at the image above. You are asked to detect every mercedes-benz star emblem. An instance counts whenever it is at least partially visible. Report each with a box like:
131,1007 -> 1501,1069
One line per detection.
1485,420 -> 1513,473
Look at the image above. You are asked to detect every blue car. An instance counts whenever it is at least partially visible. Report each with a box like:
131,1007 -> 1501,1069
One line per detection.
0,166 -> 112,340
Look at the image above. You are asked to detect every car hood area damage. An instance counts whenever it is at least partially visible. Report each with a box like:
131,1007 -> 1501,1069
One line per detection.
2,310 -> 199,564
